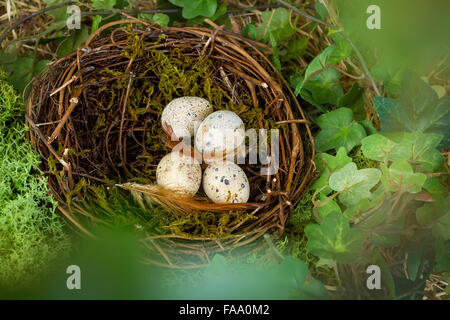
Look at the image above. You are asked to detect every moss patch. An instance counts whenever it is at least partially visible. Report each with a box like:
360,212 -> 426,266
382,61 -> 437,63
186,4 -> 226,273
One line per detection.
0,70 -> 71,289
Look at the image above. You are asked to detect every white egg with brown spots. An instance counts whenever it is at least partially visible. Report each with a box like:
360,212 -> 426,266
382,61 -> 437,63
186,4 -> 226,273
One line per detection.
203,161 -> 250,203
156,151 -> 201,195
195,110 -> 245,161
161,96 -> 213,138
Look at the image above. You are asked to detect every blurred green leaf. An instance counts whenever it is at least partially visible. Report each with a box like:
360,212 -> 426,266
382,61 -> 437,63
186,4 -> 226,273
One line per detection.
172,254 -> 328,299
416,197 -> 450,240
435,238 -> 450,273
369,231 -> 401,248
372,249 -> 396,298
380,160 -> 426,194
371,61 -> 404,97
373,72 -> 450,148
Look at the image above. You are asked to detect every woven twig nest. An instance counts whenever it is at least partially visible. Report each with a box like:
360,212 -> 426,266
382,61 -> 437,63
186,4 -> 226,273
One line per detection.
26,17 -> 315,268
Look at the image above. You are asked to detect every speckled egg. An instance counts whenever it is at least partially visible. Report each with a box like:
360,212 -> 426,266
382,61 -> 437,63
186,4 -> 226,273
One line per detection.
203,161 -> 250,203
195,110 -> 245,160
161,96 -> 213,138
156,151 -> 201,195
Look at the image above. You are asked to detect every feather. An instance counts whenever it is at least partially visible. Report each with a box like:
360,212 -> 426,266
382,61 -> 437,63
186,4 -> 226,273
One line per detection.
117,182 -> 262,214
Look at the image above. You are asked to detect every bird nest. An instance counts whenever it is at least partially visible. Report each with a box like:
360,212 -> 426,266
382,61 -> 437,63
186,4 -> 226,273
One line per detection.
26,17 -> 315,268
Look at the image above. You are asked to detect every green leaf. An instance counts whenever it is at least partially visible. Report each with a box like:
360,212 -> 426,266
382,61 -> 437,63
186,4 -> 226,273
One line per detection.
329,162 -> 381,206
92,0 -> 116,9
373,72 -> 450,148
343,185 -> 386,222
359,120 -> 378,136
305,211 -> 366,263
369,232 -> 401,248
385,132 -> 444,172
317,194 -> 342,219
405,242 -> 426,282
9,54 -> 50,94
191,254 -> 327,299
169,0 -> 217,19
281,38 -> 308,61
296,38 -> 351,93
291,69 -> 343,111
423,178 -> 448,198
435,238 -> 450,273
297,279 -> 330,300
302,69 -> 344,107
369,216 -> 405,248
361,134 -> 410,162
362,132 -> 444,171
434,213 -> 450,241
311,147 -> 352,194
56,25 -> 90,58
416,197 -> 450,240
269,32 -> 281,73
314,2 -> 329,20
371,62 -> 403,96
152,13 -> 170,27
295,45 -> 334,94
315,107 -> 367,153
187,3 -> 226,24
241,23 -> 256,39
255,8 -> 294,44
337,83 -> 366,121
91,15 -> 102,33
380,160 -> 426,194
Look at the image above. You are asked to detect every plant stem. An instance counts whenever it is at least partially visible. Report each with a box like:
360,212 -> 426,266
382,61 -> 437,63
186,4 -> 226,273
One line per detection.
276,0 -> 381,96
0,0 -> 75,47
274,0 -> 334,28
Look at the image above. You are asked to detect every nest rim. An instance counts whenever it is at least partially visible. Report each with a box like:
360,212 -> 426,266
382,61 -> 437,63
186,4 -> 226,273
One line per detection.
26,17 -> 316,269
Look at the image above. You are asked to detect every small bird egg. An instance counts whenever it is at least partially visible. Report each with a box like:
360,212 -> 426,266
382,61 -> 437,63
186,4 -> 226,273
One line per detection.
195,110 -> 245,161
156,151 -> 201,195
203,161 -> 250,203
161,96 -> 213,138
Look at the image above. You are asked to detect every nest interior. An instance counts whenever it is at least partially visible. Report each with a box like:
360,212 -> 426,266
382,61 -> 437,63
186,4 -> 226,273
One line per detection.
26,18 -> 315,268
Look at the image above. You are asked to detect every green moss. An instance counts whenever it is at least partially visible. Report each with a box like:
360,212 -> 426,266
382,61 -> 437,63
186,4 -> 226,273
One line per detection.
0,70 -> 71,289
68,181 -> 255,240
349,146 -> 379,169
